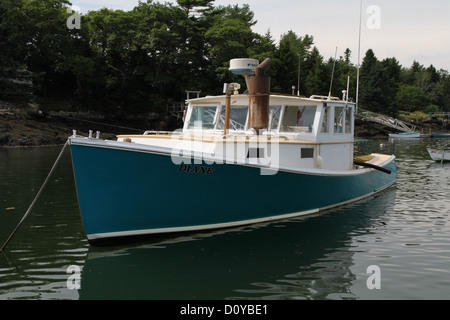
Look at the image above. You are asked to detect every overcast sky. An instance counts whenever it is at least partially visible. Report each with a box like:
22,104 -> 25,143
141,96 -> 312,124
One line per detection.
72,0 -> 450,71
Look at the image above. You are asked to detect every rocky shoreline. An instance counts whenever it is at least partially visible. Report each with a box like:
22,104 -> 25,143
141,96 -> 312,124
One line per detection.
1,101 -> 448,147
0,102 -> 183,147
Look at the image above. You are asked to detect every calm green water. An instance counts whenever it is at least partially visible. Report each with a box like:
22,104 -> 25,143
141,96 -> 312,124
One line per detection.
0,138 -> 449,300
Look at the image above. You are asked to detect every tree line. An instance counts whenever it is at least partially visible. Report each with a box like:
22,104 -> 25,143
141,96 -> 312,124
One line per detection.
1,0 -> 450,116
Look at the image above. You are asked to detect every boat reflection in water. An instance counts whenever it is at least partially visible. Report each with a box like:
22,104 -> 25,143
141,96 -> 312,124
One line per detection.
79,188 -> 396,300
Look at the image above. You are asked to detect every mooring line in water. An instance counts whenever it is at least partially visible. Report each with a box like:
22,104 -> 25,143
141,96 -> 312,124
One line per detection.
0,139 -> 70,252
50,113 -> 144,133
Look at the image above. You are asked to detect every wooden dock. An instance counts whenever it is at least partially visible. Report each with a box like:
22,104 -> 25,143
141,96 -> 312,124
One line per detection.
356,108 -> 418,133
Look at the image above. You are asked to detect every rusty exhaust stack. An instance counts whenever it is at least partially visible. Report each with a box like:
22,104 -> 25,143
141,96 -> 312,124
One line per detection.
248,58 -> 272,134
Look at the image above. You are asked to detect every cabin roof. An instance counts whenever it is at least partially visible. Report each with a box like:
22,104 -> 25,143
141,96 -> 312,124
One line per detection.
187,93 -> 355,107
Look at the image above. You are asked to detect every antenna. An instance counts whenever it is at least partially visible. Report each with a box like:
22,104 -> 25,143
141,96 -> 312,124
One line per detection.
328,46 -> 338,100
343,76 -> 350,101
346,76 -> 350,102
297,53 -> 301,96
356,0 -> 363,107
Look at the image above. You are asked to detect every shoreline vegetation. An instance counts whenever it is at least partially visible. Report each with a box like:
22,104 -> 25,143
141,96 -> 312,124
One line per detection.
1,1 -> 449,146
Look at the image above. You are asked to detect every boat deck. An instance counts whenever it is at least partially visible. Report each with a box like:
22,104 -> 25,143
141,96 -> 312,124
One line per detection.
117,132 -> 353,146
355,153 -> 393,167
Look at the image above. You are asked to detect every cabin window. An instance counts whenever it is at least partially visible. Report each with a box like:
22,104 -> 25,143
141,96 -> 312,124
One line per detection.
247,148 -> 265,158
216,106 -> 248,131
188,106 -> 217,129
345,107 -> 353,134
334,107 -> 344,134
269,106 -> 282,131
321,106 -> 330,133
280,106 -> 316,133
301,148 -> 314,159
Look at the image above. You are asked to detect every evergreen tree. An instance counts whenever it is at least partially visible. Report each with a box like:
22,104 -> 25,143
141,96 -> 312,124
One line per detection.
272,31 -> 314,94
344,48 -> 352,65
359,50 -> 397,115
0,0 -> 34,101
204,4 -> 258,92
303,47 -> 328,97
177,0 -> 214,15
440,76 -> 450,111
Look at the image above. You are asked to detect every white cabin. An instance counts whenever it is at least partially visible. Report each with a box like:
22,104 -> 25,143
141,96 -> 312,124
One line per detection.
184,94 -> 355,171
119,94 -> 356,173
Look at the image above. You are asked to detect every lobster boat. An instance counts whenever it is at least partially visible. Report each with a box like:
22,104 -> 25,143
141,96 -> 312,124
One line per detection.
69,58 -> 397,245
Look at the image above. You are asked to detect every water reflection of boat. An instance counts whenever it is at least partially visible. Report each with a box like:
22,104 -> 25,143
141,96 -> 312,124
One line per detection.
78,189 -> 396,300
69,58 -> 397,245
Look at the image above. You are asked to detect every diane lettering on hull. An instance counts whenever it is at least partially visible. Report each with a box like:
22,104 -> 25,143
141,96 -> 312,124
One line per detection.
178,164 -> 214,175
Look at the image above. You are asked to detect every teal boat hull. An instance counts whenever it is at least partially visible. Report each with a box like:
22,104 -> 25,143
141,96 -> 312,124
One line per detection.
70,139 -> 397,244
432,133 -> 450,138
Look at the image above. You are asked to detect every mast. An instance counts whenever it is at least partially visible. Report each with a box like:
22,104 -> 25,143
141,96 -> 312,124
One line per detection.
328,46 -> 338,100
297,53 -> 301,96
356,0 -> 363,107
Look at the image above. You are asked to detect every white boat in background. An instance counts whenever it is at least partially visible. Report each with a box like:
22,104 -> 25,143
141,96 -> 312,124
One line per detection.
389,132 -> 421,139
427,148 -> 450,162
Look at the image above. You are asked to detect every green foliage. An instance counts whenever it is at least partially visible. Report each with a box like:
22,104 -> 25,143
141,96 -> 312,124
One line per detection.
396,84 -> 428,112
0,0 -> 34,101
177,0 -> 214,15
302,47 -> 328,97
359,50 -> 397,115
272,31 -> 314,94
1,0 -> 449,116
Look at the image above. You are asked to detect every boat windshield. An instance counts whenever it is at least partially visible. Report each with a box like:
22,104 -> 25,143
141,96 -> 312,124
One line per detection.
216,106 -> 248,131
188,106 -> 218,130
269,106 -> 282,131
280,106 -> 316,133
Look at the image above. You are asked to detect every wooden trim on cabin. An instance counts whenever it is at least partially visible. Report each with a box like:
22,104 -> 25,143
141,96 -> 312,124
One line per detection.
117,134 -> 354,146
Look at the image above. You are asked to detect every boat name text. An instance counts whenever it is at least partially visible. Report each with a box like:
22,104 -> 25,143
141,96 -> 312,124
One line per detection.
178,164 -> 214,175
